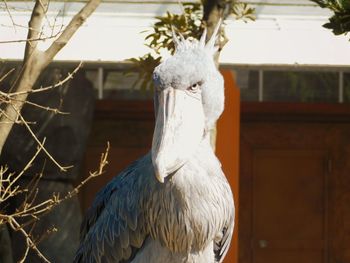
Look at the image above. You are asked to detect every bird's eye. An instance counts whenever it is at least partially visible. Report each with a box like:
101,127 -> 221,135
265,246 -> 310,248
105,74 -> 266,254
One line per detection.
188,82 -> 202,93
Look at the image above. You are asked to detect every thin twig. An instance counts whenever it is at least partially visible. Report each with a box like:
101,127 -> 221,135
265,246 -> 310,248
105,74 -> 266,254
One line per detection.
64,142 -> 110,200
2,0 -> 17,33
5,142 -> 109,219
6,97 -> 69,115
1,138 -> 45,200
0,28 -> 63,44
9,218 -> 51,263
0,109 -> 35,125
0,68 -> 15,83
0,108 -> 19,123
6,62 -> 82,97
13,106 -> 73,172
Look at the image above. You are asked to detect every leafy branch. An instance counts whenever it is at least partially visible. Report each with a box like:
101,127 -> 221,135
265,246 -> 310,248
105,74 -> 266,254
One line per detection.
145,3 -> 204,55
128,1 -> 255,90
311,0 -> 350,37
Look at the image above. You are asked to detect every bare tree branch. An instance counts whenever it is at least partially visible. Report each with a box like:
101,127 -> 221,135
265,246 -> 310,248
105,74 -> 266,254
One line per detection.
12,105 -> 73,172
4,62 -> 82,98
0,143 -> 109,262
0,1 -> 102,261
2,0 -> 17,33
0,0 -> 100,155
21,100 -> 69,115
0,63 -> 82,116
45,0 -> 101,61
8,217 -> 51,263
0,138 -> 45,202
0,68 -> 15,83
24,0 -> 49,61
0,63 -> 81,165
63,142 -> 110,200
0,28 -> 63,44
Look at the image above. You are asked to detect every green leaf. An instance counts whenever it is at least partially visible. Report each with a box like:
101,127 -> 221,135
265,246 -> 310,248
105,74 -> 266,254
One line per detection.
127,1 -> 256,90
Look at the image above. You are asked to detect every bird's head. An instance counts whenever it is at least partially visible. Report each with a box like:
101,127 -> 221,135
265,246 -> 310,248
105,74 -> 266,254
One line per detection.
151,23 -> 224,183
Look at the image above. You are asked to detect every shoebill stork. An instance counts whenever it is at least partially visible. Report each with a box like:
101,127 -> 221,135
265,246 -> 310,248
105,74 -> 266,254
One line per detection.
74,24 -> 235,263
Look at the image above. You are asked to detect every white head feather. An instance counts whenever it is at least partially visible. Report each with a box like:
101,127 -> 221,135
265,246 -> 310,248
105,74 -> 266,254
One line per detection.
153,21 -> 224,130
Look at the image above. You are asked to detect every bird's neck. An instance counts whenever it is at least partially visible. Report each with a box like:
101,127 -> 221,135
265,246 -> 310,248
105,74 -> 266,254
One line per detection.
202,129 -> 216,152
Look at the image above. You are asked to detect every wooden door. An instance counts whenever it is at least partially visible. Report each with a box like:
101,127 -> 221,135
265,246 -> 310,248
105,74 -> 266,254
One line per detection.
239,103 -> 350,263
252,149 -> 327,263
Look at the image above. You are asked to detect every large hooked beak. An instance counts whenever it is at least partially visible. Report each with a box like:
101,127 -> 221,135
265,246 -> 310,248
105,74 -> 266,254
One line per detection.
151,87 -> 205,183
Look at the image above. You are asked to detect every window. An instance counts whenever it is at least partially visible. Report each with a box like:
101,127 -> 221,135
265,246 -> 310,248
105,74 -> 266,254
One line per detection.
236,69 -> 348,103
237,69 -> 259,102
344,73 -> 350,103
85,67 -> 153,100
263,71 -> 338,103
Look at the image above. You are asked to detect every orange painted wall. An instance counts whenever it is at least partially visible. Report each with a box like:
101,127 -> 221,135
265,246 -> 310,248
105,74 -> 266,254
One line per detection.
216,70 -> 240,263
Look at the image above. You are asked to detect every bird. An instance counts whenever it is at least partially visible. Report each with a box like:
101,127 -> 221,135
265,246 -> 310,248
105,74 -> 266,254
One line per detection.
74,23 -> 235,263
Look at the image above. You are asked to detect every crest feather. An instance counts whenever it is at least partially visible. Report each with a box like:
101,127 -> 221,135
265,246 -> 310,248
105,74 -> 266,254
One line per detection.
171,19 -> 221,54
199,28 -> 207,48
205,19 -> 222,53
171,26 -> 180,48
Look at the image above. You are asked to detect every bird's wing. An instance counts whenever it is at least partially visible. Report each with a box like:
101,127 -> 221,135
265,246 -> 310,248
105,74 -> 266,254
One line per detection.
74,153 -> 154,263
214,195 -> 235,263
214,219 -> 234,263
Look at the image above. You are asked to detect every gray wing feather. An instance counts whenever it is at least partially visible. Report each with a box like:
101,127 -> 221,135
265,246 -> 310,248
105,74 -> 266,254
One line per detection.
74,153 -> 154,263
214,208 -> 234,263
